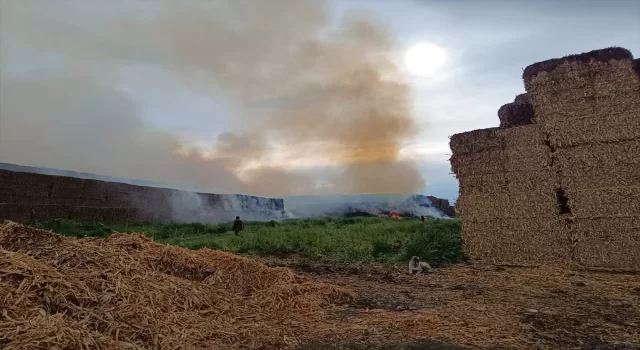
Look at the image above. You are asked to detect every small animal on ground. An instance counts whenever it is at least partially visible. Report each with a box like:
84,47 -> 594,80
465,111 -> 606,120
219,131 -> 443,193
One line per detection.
409,256 -> 432,274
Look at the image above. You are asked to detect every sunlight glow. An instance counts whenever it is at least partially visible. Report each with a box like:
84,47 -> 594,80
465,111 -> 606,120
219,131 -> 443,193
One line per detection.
404,42 -> 447,77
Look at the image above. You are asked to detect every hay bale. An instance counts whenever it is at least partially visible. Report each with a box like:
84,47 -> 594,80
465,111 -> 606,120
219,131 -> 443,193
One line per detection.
451,145 -> 551,177
542,112 -> 640,147
506,169 -> 557,193
458,173 -> 507,195
31,205 -> 74,221
10,171 -> 54,187
572,217 -> 640,270
561,164 -> 640,191
553,139 -> 640,171
449,127 -> 502,155
523,47 -> 640,147
459,169 -> 557,196
567,186 -> 640,218
456,190 -> 558,220
513,93 -> 531,104
463,217 -> 571,266
498,102 -> 535,128
522,47 -> 633,83
0,204 -> 32,223
496,124 -> 546,148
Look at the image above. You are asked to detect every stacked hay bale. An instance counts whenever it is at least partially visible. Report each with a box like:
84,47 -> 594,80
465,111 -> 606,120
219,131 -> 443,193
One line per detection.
523,47 -> 640,270
450,121 -> 572,265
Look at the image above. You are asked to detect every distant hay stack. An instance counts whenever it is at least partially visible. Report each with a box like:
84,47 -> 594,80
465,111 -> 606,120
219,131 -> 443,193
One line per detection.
452,46 -> 639,271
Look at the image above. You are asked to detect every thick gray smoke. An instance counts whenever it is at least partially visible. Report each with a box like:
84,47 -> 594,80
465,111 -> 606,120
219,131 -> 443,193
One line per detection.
0,0 -> 425,198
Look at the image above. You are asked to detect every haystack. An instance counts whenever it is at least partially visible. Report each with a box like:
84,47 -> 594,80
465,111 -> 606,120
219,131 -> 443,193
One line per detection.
572,217 -> 640,270
554,140 -> 640,191
523,47 -> 640,147
513,93 -> 531,104
453,46 -> 640,271
497,102 -> 534,128
462,217 -> 572,266
0,221 -> 354,349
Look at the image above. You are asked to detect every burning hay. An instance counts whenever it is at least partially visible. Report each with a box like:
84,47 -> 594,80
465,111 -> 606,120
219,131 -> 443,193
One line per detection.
0,221 -> 354,349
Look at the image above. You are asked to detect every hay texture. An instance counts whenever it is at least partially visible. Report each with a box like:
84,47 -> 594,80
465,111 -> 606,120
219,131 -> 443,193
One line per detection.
497,102 -> 535,128
572,217 -> 640,270
523,47 -> 640,147
555,140 -> 640,190
463,217 -> 572,266
0,221 -> 353,349
566,186 -> 640,218
449,127 -> 503,155
456,190 -> 559,221
513,93 -> 531,104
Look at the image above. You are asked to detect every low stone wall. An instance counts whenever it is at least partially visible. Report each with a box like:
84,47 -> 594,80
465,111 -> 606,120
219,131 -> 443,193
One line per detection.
0,169 -> 285,224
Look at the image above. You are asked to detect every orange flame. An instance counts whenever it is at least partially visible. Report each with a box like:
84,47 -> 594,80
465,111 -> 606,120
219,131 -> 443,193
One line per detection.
388,212 -> 401,219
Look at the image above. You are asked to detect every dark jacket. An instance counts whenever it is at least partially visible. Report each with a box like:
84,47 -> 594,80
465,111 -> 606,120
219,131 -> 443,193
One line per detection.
231,219 -> 244,231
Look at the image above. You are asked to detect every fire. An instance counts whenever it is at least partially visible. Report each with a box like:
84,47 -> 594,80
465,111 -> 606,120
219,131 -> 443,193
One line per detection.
388,212 -> 401,219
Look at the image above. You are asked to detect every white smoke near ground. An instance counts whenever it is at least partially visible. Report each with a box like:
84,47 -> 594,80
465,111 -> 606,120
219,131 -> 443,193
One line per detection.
285,194 -> 449,219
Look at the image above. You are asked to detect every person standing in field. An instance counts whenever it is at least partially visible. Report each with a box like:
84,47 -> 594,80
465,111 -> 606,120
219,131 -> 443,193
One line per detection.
231,216 -> 244,236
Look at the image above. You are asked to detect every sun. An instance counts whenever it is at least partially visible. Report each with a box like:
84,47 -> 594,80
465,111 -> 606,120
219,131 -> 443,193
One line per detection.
404,42 -> 447,77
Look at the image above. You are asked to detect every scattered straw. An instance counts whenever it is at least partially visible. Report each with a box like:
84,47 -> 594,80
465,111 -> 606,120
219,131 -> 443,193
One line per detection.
0,221 -> 354,349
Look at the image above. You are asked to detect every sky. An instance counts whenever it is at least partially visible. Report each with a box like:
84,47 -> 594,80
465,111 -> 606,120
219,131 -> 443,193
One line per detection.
1,0 -> 639,202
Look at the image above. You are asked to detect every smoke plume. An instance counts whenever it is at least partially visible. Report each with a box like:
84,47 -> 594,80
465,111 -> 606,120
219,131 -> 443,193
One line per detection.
0,0 -> 425,197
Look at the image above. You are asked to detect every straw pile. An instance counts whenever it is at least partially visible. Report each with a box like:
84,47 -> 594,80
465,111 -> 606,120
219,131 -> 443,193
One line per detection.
450,122 -> 570,265
571,217 -> 640,270
463,217 -> 572,265
497,102 -> 534,128
523,47 -> 640,147
0,221 -> 354,349
453,46 -> 640,270
522,46 -> 640,270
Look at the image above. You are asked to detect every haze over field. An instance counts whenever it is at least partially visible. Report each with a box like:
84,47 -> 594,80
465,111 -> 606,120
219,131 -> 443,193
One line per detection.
1,0 -> 639,201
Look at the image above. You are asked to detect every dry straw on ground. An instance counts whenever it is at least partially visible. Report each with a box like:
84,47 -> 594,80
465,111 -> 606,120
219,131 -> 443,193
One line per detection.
497,102 -> 535,128
462,217 -> 572,266
571,216 -> 640,270
0,221 -> 354,349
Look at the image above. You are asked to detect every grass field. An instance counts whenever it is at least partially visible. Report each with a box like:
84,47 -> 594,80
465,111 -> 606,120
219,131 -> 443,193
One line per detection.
33,217 -> 464,265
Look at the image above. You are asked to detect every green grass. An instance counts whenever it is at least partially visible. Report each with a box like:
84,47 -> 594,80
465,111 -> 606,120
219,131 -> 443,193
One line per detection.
33,217 -> 465,266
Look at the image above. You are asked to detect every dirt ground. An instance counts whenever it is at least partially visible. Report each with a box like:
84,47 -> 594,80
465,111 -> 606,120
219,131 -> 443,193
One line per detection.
258,257 -> 640,350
